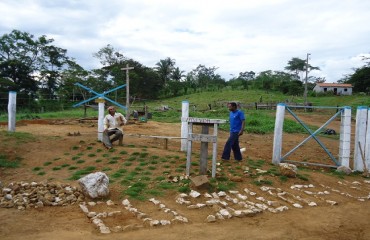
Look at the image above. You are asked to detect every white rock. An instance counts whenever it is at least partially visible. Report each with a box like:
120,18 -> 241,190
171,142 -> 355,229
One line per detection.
204,193 -> 212,198
237,194 -> 248,200
149,198 -> 161,205
229,190 -> 239,194
87,212 -> 97,218
79,204 -> 89,213
106,200 -> 115,206
4,194 -> 12,201
189,190 -> 201,198
78,172 -> 109,199
260,186 -> 270,192
275,206 -> 289,212
206,215 -> 216,222
99,226 -> 111,234
206,199 -> 219,205
216,212 -> 224,220
160,220 -> 171,225
308,202 -> 317,207
88,202 -> 96,206
122,199 -> 131,207
326,200 -> 338,205
150,220 -> 160,226
293,203 -> 303,208
111,226 -> 123,232
217,191 -> 227,197
219,209 -> 232,218
2,188 -> 11,194
256,197 -> 265,202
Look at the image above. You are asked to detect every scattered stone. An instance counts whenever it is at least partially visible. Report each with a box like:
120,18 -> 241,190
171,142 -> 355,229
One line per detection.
106,200 -> 115,206
0,181 -> 83,210
206,215 -> 216,222
189,190 -> 201,198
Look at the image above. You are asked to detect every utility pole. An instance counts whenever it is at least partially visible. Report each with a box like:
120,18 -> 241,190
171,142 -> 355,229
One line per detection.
304,53 -> 310,105
121,64 -> 134,120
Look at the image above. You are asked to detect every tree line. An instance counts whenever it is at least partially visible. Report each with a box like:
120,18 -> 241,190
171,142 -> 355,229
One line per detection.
0,30 -> 368,112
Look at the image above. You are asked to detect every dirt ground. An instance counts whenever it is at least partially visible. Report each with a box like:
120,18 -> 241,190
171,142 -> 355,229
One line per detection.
0,113 -> 370,240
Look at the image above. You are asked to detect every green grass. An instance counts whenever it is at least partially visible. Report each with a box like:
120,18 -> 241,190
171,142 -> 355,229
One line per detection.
68,166 -> 96,180
0,154 -> 21,168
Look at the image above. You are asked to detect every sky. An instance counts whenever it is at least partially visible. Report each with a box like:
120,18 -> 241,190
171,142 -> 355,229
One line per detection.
1,0 -> 370,82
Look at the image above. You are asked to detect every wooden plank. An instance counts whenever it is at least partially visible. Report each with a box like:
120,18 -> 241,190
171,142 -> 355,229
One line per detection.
188,134 -> 217,143
181,117 -> 226,124
200,125 -> 209,175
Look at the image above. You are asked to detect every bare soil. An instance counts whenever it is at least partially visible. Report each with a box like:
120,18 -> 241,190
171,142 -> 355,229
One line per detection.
0,114 -> 369,240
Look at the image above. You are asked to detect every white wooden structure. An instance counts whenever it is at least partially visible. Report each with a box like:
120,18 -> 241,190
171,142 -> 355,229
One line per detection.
313,83 -> 353,95
183,117 -> 226,178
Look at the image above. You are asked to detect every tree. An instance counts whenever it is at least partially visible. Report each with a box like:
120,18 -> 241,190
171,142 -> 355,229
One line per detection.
345,66 -> 370,93
155,57 -> 175,87
285,57 -> 320,80
0,30 -> 73,102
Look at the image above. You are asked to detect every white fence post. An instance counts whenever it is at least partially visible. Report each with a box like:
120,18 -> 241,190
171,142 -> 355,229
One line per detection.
354,106 -> 368,171
97,98 -> 105,141
272,103 -> 285,165
8,91 -> 17,132
338,106 -> 351,167
365,108 -> 370,170
181,100 -> 189,151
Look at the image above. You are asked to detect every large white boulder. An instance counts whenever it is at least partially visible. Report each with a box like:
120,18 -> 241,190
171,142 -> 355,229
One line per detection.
78,172 -> 109,199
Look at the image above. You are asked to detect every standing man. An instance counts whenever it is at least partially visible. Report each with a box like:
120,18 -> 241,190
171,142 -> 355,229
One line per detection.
103,106 -> 127,149
221,102 -> 246,161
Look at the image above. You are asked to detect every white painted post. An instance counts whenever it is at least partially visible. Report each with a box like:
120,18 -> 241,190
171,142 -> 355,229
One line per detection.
353,106 -> 368,171
8,91 -> 17,132
365,108 -> 370,170
97,98 -> 105,141
212,123 -> 218,178
338,106 -> 351,167
181,100 -> 189,151
272,103 -> 286,165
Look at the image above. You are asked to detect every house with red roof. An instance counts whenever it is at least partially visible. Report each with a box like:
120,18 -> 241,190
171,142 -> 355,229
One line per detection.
313,83 -> 353,95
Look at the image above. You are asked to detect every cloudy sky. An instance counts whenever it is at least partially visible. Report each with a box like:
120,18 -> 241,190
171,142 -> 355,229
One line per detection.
1,0 -> 369,82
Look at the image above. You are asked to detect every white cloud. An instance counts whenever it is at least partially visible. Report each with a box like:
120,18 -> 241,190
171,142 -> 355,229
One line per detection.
0,0 -> 369,82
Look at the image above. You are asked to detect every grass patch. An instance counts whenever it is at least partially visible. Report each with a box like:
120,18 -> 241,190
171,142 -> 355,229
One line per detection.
69,166 -> 96,180
43,161 -> 52,166
76,160 -> 85,164
0,155 -> 21,168
68,166 -> 78,170
123,182 -> 147,200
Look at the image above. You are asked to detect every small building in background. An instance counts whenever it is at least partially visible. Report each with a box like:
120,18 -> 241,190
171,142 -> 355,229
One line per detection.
313,83 -> 353,95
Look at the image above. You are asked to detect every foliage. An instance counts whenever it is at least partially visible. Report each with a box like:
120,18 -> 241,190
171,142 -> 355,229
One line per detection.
344,66 -> 370,93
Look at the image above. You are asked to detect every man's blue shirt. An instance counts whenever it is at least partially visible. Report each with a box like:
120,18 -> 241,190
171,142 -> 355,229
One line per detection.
229,110 -> 245,132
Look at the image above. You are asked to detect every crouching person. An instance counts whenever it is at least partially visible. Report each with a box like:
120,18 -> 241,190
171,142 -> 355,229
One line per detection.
102,106 -> 127,149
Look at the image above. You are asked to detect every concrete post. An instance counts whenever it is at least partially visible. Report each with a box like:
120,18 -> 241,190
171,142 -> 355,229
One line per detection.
97,98 -> 105,141
181,100 -> 189,151
338,106 -> 351,167
272,103 -> 286,165
365,108 -> 370,170
8,91 -> 17,132
354,106 -> 368,171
